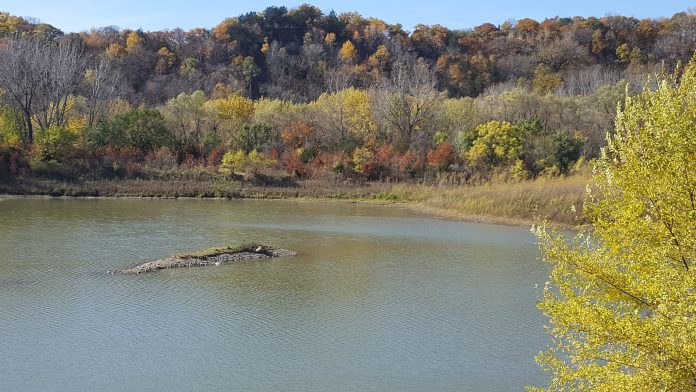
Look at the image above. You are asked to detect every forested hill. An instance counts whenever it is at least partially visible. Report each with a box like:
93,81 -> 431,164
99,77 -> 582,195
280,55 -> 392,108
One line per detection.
0,7 -> 695,187
1,7 -> 694,104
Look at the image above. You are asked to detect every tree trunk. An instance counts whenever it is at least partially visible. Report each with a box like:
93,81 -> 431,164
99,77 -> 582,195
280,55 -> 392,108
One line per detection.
23,110 -> 33,145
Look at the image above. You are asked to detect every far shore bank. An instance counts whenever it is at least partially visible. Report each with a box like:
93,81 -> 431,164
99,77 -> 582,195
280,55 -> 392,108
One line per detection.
0,176 -> 587,228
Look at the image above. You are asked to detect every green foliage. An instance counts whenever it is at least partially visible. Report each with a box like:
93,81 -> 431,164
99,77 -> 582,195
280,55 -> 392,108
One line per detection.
551,132 -> 583,174
87,120 -> 129,147
532,64 -> 562,95
518,119 -> 584,176
120,108 -> 173,150
234,123 -> 274,153
299,146 -> 319,164
34,126 -> 78,161
246,149 -> 275,173
163,90 -> 207,145
180,57 -> 200,76
88,108 -> 173,150
532,56 -> 696,391
200,130 -> 221,154
432,131 -> 448,145
2,7 -> 694,185
0,106 -> 23,146
241,56 -> 261,94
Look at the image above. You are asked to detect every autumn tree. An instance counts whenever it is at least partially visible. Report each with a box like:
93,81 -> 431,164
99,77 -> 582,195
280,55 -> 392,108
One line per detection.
372,53 -> 442,151
204,94 -> 254,146
311,87 -> 375,147
0,37 -> 86,144
466,120 -> 522,169
125,31 -> 144,52
83,57 -> 123,128
339,40 -> 358,63
532,56 -> 696,391
241,56 -> 261,96
162,90 -> 207,146
532,64 -> 562,94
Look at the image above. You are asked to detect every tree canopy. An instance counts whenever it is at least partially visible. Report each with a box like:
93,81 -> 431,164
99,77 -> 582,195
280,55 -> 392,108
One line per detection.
532,54 -> 696,391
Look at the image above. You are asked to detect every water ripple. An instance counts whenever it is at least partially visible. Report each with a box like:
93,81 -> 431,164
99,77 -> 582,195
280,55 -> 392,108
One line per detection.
0,198 -> 548,392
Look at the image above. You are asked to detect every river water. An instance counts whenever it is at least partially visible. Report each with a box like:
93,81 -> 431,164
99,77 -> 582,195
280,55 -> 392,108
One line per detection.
0,198 -> 549,391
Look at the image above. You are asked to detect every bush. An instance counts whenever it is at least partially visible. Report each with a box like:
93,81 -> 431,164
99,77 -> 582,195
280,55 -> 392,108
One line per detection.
34,126 -> 78,162
398,150 -> 424,178
219,150 -> 246,174
427,141 -> 455,172
235,123 -> 274,153
145,147 -> 177,169
88,108 -> 174,151
248,150 -> 276,174
352,146 -> 378,178
0,145 -> 25,178
281,150 -> 306,177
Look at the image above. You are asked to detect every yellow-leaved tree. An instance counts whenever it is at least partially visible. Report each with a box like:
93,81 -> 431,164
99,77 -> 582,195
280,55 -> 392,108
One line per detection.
531,56 -> 696,391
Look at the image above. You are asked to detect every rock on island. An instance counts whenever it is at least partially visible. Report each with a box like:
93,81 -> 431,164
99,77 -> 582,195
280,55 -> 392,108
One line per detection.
110,244 -> 297,274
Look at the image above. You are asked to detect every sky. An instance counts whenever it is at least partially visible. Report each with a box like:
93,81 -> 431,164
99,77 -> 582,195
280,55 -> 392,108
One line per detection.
1,0 -> 693,33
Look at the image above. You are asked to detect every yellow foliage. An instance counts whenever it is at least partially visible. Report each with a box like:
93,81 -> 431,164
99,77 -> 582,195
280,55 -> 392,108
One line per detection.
252,98 -> 296,127
368,44 -> 389,69
205,95 -> 254,127
219,149 -> 275,175
339,40 -> 358,63
219,150 -> 246,174
246,149 -> 275,173
466,120 -> 522,167
204,95 -> 254,146
532,64 -> 562,95
110,98 -> 132,117
0,107 -> 22,146
312,88 -> 375,140
66,117 -> 87,134
532,56 -> 696,391
324,32 -> 336,45
105,43 -> 126,58
212,17 -> 237,42
125,31 -> 143,51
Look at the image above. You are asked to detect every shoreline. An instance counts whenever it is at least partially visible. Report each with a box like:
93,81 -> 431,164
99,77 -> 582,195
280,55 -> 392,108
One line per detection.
0,177 -> 586,229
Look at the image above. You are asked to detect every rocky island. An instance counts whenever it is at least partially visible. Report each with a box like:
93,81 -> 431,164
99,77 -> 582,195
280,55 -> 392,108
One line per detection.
110,244 -> 297,274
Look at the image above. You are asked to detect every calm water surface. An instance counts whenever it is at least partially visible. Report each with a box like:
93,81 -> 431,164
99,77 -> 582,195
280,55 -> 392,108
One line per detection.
0,198 -> 548,391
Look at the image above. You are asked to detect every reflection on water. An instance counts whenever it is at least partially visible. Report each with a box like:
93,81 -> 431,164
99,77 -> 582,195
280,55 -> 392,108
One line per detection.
0,198 -> 548,391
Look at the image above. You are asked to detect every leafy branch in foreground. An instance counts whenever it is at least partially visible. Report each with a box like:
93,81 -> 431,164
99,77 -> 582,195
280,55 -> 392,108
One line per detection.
531,54 -> 696,391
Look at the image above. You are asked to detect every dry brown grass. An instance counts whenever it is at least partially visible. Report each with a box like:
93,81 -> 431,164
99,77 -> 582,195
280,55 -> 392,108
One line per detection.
383,175 -> 589,226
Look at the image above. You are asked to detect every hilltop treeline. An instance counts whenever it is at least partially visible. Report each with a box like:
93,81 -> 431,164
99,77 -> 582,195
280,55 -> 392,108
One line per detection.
0,7 -> 694,184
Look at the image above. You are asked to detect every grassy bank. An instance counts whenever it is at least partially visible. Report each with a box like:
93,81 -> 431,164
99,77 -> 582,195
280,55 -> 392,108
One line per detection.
0,176 -> 392,199
0,175 -> 587,226
384,176 -> 587,226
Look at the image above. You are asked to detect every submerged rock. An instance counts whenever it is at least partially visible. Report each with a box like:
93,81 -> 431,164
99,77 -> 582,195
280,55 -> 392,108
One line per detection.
109,244 -> 297,274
